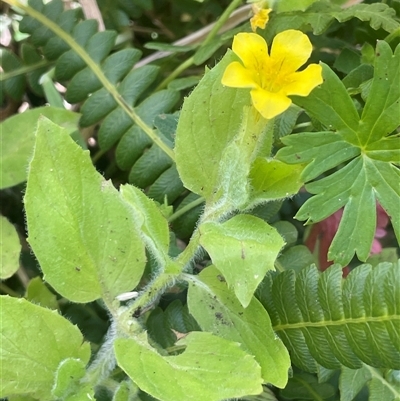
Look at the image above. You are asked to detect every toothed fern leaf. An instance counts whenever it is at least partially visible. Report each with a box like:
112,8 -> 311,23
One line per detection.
256,261 -> 400,373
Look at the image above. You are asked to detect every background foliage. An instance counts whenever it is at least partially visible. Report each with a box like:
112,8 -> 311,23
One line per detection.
0,0 -> 399,400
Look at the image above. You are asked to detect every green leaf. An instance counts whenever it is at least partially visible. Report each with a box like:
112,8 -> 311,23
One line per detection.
277,47 -> 400,265
146,307 -> 177,349
97,65 -> 159,152
335,3 -> 400,33
365,366 -> 400,401
291,63 -> 360,142
0,48 -> 26,101
279,372 -> 336,400
52,358 -> 87,398
114,331 -> 263,401
0,296 -> 90,399
24,118 -> 146,303
199,214 -> 284,308
340,365 -> 372,401
361,41 -> 400,145
175,50 -> 251,199
0,107 -> 80,189
273,104 -> 302,139
66,48 -> 141,103
120,184 -> 170,260
256,262 -> 400,373
266,1 -> 340,37
0,216 -> 21,279
115,89 -> 179,171
275,0 -> 320,12
164,299 -> 200,334
187,266 -> 290,388
276,245 -> 315,273
25,276 -> 59,310
112,381 -> 139,401
249,158 -> 305,206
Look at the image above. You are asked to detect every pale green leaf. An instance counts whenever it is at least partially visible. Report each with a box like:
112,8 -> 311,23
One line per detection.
0,216 -> 21,279
175,51 -> 251,199
187,266 -> 290,388
112,381 -> 139,401
0,296 -> 90,399
114,331 -> 263,401
249,158 -> 305,206
25,118 -> 146,303
120,184 -> 170,260
0,107 -> 80,189
52,358 -> 86,398
25,277 -> 58,310
199,214 -> 285,307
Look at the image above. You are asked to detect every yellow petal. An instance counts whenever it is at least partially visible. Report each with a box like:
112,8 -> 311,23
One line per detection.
232,32 -> 270,70
283,64 -> 323,96
250,8 -> 272,32
270,30 -> 313,76
221,61 -> 257,88
250,87 -> 292,119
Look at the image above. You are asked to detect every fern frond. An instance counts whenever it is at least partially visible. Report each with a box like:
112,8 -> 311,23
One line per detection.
256,261 -> 400,372
0,45 -> 50,102
5,0 -> 187,201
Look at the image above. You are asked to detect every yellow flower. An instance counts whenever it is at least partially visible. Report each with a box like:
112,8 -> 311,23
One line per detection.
221,30 -> 323,119
250,4 -> 272,32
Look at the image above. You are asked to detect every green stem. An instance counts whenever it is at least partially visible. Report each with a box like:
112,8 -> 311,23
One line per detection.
168,196 -> 205,223
82,321 -> 118,386
385,27 -> 400,44
0,60 -> 51,81
124,273 -> 177,318
0,282 -> 21,297
4,0 -> 175,162
155,56 -> 194,91
201,0 -> 243,49
155,0 -> 244,91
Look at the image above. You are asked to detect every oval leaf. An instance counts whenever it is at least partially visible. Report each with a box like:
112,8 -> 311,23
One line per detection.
0,107 -> 80,189
0,296 -> 90,399
24,117 -> 146,303
199,214 -> 285,307
0,216 -> 21,279
115,331 -> 262,401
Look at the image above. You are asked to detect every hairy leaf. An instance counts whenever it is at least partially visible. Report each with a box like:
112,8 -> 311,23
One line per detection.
115,331 -> 263,401
199,214 -> 285,307
120,184 -> 170,261
0,216 -> 21,279
0,107 -> 80,189
0,296 -> 90,399
187,266 -> 291,388
25,277 -> 59,310
175,50 -> 251,199
25,118 -> 146,303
